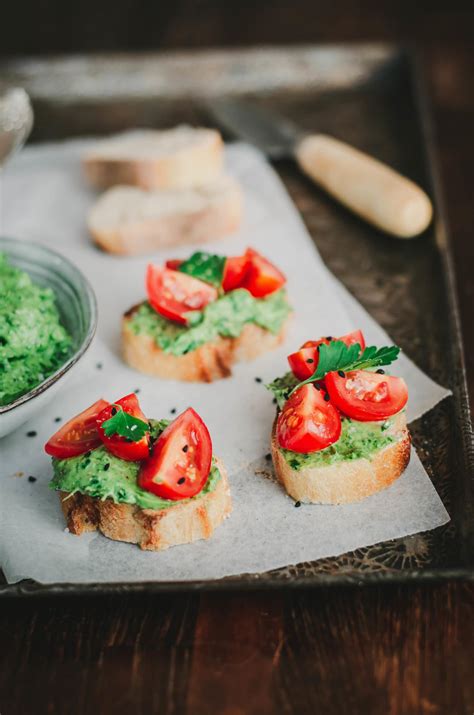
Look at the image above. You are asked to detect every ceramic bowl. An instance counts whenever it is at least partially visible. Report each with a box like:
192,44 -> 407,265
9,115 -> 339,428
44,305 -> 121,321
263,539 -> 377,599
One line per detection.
0,238 -> 97,438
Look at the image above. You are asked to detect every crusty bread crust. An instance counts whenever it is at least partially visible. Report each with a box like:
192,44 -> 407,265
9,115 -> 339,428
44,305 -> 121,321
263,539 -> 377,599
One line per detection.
83,129 -> 223,190
122,311 -> 289,382
88,179 -> 242,255
271,411 -> 411,504
59,459 -> 232,551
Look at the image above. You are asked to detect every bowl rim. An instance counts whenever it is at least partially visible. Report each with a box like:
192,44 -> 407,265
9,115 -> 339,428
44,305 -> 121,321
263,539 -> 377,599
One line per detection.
0,238 -> 98,415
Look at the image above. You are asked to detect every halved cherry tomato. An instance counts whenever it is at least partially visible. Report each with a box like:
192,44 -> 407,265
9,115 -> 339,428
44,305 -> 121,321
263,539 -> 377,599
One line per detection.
138,408 -> 212,500
289,330 -> 366,381
165,259 -> 183,271
44,399 -> 110,458
276,384 -> 341,453
146,265 -> 218,325
241,248 -> 286,298
325,370 -> 408,422
96,393 -> 150,461
301,329 -> 366,351
287,347 -> 319,381
222,255 -> 249,292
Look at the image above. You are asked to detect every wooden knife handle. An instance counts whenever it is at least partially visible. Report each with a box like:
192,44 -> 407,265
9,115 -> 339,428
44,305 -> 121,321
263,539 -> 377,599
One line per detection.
295,134 -> 433,238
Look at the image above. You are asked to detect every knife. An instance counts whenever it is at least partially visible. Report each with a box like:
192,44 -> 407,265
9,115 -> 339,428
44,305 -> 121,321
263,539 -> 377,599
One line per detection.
211,98 -> 432,238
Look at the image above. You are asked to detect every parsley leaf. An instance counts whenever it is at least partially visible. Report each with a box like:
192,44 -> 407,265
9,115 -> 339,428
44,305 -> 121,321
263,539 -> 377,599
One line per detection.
291,341 -> 401,395
179,251 -> 226,288
101,407 -> 149,442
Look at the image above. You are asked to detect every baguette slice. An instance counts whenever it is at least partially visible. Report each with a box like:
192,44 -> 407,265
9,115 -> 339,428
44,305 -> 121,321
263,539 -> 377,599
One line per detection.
59,458 -> 232,551
88,177 -> 242,255
83,127 -> 223,190
271,411 -> 411,504
122,308 -> 289,382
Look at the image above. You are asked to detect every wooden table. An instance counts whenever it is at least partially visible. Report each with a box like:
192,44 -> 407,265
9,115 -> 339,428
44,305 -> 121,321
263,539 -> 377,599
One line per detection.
1,5 -> 473,714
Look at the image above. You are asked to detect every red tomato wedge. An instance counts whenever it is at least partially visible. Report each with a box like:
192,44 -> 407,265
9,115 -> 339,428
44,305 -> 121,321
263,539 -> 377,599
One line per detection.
44,399 -> 110,458
276,384 -> 341,453
165,259 -> 183,271
96,393 -> 150,461
287,347 -> 319,381
325,370 -> 408,422
146,265 -> 218,325
222,255 -> 249,292
289,330 -> 366,380
138,408 -> 212,500
301,329 -> 366,351
241,248 -> 286,298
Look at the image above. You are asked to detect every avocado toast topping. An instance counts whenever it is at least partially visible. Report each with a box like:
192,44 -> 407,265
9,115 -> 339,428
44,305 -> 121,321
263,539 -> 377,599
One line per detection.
266,330 -> 411,503
46,395 -> 232,550
122,248 -> 291,381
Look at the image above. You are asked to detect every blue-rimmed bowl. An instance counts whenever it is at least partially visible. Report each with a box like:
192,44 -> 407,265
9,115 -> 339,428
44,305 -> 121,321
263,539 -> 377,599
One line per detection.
0,238 -> 97,438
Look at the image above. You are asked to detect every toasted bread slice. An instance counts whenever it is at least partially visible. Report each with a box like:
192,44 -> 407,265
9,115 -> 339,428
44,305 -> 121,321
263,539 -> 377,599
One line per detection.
271,411 -> 411,504
59,458 -> 232,551
122,308 -> 289,382
88,176 -> 242,255
83,127 -> 223,190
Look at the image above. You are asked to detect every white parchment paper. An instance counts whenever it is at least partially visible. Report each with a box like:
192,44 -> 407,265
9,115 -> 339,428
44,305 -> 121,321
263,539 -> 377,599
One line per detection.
0,139 -> 450,584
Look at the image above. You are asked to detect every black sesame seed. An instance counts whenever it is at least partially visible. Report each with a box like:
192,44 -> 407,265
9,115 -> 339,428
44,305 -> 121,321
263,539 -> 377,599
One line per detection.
326,336 -> 333,341
324,393 -> 330,401
96,362 -> 103,370
54,417 -> 62,423
182,445 -> 188,452
103,463 -> 110,471
111,407 -> 117,416
265,453 -> 271,461
28,476 -> 37,483
377,369 -> 385,374
170,408 -> 177,414
255,377 -> 262,383
338,370 -> 345,378
134,388 -> 141,394
294,501 -> 301,508
314,384 -> 321,391
272,398 -> 277,404
306,358 -> 314,364
177,477 -> 186,485
26,431 -> 37,438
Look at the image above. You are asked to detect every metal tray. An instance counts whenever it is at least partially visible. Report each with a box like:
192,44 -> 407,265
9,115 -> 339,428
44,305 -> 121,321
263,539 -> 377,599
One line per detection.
1,44 -> 473,596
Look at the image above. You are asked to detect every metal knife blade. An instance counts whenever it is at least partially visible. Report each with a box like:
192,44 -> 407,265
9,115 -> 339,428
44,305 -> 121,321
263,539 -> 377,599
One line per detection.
210,98 -> 304,159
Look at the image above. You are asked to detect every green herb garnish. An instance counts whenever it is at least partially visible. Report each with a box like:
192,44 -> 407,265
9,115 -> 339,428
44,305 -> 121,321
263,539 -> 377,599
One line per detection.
178,251 -> 226,288
290,341 -> 401,395
101,407 -> 149,442
266,341 -> 401,406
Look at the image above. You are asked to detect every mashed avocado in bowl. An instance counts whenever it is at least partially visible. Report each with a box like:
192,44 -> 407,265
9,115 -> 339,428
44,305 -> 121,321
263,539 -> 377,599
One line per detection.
0,253 -> 72,405
0,238 -> 97,437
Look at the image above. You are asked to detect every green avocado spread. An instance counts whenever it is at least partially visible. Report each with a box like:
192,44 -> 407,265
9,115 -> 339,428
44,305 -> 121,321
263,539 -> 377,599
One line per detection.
0,253 -> 72,406
50,420 -> 221,510
128,288 -> 291,356
281,415 -> 400,470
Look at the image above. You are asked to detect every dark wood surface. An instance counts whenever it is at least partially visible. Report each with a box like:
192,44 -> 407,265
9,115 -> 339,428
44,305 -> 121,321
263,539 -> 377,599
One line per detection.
1,4 -> 474,714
